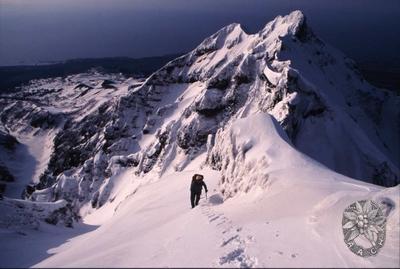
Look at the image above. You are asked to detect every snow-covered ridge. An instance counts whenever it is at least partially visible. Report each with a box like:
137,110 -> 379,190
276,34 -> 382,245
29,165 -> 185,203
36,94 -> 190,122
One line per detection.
0,10 -> 398,225
6,113 -> 399,268
0,10 -> 399,268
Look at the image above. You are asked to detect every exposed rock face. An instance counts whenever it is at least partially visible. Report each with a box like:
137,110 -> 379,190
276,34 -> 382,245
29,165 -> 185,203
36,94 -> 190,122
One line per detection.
0,128 -> 18,196
0,11 -> 398,223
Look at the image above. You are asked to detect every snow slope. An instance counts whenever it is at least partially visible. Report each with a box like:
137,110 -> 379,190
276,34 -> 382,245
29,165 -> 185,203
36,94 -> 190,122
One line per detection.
1,10 -> 398,214
3,113 -> 396,268
0,10 -> 399,268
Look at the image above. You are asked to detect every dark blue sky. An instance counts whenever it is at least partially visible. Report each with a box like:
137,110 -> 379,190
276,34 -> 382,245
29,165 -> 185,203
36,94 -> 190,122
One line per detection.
0,0 -> 399,66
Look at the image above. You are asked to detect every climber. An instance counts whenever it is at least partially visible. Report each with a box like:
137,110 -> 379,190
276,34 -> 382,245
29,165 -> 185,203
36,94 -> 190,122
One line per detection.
190,173 -> 208,208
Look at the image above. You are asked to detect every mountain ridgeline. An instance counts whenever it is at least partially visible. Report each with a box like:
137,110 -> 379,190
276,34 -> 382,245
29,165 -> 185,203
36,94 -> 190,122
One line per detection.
0,11 -> 398,225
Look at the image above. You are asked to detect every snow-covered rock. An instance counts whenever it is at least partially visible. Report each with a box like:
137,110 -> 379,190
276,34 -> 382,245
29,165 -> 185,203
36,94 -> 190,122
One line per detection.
0,10 -> 399,268
0,198 -> 77,230
0,10 -> 398,221
207,113 -> 305,197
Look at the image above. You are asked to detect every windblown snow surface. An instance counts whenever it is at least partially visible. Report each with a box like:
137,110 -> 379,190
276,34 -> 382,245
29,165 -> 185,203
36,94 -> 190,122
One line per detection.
2,114 -> 398,268
0,11 -> 399,268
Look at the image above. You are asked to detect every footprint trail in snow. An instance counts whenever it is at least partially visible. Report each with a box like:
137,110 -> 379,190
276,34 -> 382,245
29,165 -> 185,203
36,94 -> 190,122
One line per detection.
201,202 -> 258,268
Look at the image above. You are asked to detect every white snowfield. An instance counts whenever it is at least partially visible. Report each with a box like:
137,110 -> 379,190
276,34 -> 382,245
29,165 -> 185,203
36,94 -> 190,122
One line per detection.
0,10 -> 399,268
1,114 -> 399,268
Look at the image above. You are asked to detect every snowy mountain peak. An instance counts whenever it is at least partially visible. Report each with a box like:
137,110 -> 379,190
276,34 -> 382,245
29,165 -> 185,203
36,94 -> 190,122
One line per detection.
0,11 -> 398,228
259,10 -> 306,40
194,22 -> 247,57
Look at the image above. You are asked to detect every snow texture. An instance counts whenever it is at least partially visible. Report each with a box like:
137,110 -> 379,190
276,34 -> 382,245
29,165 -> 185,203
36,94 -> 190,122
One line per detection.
0,10 -> 399,268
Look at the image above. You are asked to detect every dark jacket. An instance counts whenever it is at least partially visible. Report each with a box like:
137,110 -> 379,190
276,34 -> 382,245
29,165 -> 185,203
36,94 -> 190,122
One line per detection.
190,174 -> 208,193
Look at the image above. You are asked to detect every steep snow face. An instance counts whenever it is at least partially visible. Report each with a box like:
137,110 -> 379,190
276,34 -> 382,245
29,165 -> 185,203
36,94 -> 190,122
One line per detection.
3,114 -> 398,267
207,113 -> 316,197
0,10 -> 398,221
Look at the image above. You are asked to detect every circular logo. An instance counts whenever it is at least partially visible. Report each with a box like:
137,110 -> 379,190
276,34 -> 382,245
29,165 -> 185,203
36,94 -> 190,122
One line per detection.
342,200 -> 386,257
